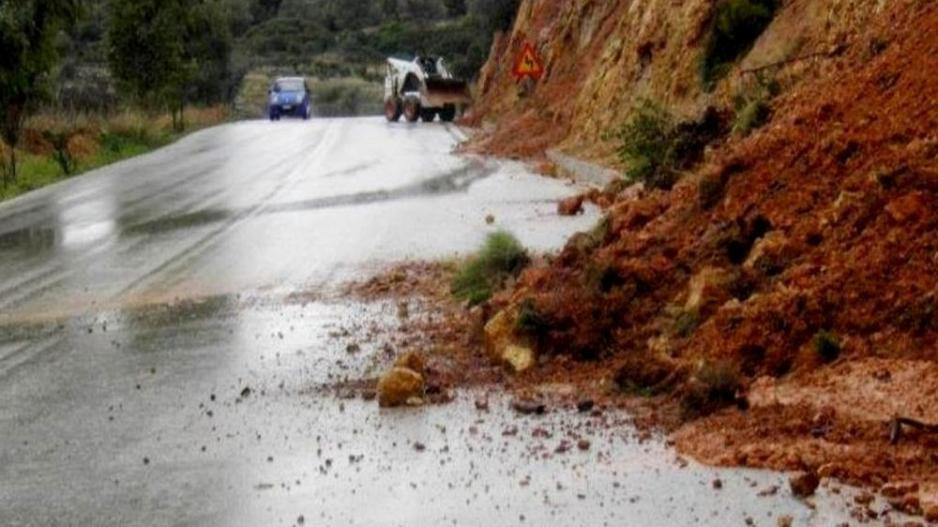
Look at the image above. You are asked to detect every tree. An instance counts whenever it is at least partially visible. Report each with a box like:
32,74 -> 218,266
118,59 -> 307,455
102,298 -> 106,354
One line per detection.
442,0 -> 466,17
108,0 -> 232,131
468,0 -> 519,33
380,0 -> 399,20
0,0 -> 80,186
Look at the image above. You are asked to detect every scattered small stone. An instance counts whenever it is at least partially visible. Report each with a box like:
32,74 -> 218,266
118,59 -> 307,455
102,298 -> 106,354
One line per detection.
531,427 -> 552,439
790,470 -> 820,498
360,388 -> 377,401
555,441 -> 571,454
474,397 -> 489,411
502,426 -> 519,437
777,516 -> 793,527
512,399 -> 546,415
576,399 -> 595,413
297,515 -> 305,525
240,387 -> 252,399
577,439 -> 591,451
413,442 -> 426,452
485,214 -> 495,225
854,491 -> 875,505
346,343 -> 361,354
712,478 -> 723,490
757,485 -> 780,497
143,457 -> 149,465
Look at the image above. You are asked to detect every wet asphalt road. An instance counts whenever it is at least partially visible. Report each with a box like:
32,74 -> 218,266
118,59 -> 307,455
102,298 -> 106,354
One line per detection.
0,118 -> 882,526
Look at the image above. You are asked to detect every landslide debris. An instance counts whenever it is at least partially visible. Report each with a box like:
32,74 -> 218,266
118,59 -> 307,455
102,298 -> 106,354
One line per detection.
462,0 -> 937,510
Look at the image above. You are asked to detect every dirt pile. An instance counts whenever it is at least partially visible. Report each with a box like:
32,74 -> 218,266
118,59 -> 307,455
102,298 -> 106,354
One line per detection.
461,0 -> 937,512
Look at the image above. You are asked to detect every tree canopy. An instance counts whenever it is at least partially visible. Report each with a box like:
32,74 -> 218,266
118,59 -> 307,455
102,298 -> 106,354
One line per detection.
107,0 -> 232,129
0,0 -> 81,183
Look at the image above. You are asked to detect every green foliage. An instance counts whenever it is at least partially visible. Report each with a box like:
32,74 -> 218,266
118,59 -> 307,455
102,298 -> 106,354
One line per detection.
517,299 -> 549,336
107,0 -> 232,128
0,0 -> 81,185
312,78 -> 384,116
615,101 -> 724,190
732,73 -> 778,135
42,130 -> 77,175
733,97 -> 770,136
452,231 -> 529,306
699,0 -> 777,91
615,100 -> 677,189
813,330 -> 841,363
468,0 -> 520,33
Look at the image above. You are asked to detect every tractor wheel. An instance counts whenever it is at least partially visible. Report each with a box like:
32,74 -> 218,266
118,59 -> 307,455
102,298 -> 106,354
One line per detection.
420,108 -> 437,122
403,99 -> 421,123
384,98 -> 402,122
439,105 -> 457,122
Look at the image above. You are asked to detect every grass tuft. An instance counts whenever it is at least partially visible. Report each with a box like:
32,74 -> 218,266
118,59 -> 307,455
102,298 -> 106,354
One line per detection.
452,231 -> 529,306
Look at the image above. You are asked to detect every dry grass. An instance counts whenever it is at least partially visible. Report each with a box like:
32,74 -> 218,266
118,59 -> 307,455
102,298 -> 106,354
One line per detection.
1,105 -> 229,201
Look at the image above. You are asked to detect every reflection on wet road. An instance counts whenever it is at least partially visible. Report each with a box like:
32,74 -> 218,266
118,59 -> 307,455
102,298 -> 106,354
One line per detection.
0,118 -> 874,526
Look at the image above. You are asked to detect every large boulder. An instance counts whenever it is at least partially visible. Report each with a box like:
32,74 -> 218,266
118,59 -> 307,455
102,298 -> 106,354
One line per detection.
483,309 -> 535,373
377,367 -> 425,408
394,351 -> 426,375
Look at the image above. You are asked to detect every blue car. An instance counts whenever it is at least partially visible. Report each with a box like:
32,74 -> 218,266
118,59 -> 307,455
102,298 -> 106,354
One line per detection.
268,77 -> 312,121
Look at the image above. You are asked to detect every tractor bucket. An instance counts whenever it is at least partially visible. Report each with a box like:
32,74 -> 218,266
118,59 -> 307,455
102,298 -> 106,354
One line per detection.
423,78 -> 472,107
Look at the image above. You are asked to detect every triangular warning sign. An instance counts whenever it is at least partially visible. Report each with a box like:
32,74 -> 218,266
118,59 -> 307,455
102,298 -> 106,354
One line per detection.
513,43 -> 544,81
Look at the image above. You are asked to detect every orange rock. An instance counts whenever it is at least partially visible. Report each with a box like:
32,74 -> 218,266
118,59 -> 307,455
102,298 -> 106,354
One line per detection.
558,195 -> 585,216
885,191 -> 929,222
394,351 -> 427,376
377,367 -> 425,408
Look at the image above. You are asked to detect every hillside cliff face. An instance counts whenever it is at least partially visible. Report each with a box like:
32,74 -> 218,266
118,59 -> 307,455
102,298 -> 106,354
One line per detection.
465,0 -> 938,513
468,0 -> 892,164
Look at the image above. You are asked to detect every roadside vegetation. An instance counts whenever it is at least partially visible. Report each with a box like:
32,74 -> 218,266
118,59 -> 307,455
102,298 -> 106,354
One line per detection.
452,231 -> 529,306
1,0 -> 520,202
0,107 -> 227,201
732,73 -> 779,135
614,100 -> 725,190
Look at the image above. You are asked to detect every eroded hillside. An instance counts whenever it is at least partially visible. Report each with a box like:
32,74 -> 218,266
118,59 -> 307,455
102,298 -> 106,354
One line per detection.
460,0 -> 938,518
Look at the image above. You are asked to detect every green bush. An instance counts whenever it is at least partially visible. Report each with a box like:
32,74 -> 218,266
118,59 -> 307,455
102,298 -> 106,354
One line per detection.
813,330 -> 841,363
732,74 -> 779,135
615,100 -> 724,190
699,0 -> 778,91
516,298 -> 549,336
452,231 -> 529,306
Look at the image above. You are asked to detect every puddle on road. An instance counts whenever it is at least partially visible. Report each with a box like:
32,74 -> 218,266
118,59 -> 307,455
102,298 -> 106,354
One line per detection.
115,159 -> 495,237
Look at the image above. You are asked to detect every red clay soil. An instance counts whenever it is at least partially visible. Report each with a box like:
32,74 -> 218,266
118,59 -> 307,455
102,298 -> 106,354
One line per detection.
459,0 -> 938,516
